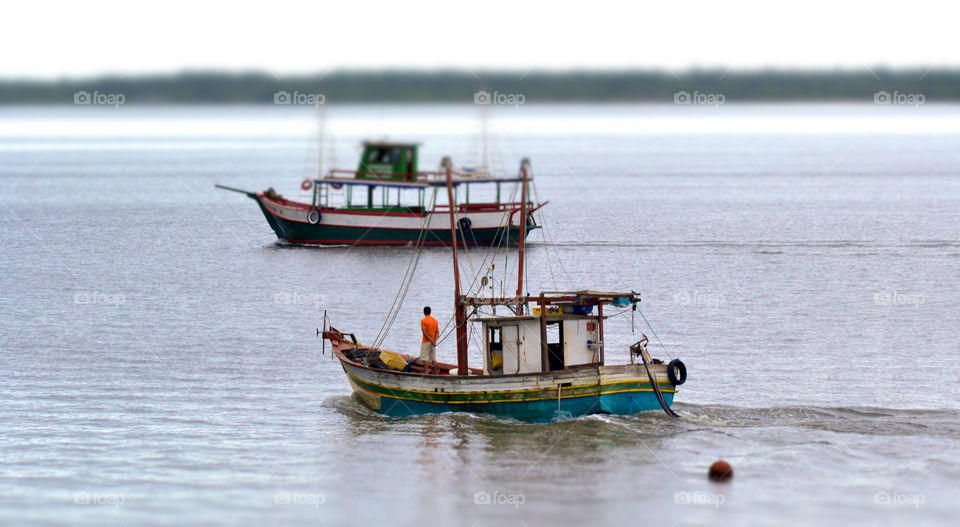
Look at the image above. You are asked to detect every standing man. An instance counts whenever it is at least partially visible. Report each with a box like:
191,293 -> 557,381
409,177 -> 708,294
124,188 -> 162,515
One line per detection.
420,306 -> 439,374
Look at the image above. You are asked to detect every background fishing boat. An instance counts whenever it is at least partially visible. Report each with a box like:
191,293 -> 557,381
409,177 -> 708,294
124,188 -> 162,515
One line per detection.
217,141 -> 545,246
321,160 -> 687,422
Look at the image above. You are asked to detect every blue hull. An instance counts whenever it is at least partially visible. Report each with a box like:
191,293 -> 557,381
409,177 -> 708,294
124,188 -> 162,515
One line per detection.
369,390 -> 675,422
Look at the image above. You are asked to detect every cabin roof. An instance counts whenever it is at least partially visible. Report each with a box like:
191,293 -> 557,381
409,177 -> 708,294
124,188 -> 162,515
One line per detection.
462,290 -> 639,308
542,290 -> 639,298
316,174 -> 527,188
362,141 -> 421,148
473,314 -> 607,323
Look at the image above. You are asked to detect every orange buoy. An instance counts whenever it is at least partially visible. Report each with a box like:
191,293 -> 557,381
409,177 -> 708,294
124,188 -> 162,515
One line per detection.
708,460 -> 733,482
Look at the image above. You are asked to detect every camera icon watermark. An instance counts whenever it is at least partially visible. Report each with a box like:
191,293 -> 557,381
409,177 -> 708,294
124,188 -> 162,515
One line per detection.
874,491 -> 924,508
73,90 -> 125,108
674,91 -> 725,106
673,290 -> 725,307
74,492 -> 125,507
473,90 -> 525,108
274,90 -> 325,107
274,291 -> 325,309
874,91 -> 925,106
873,290 -> 925,308
473,490 -> 525,508
274,491 -> 325,508
74,291 -> 126,307
674,491 -> 725,508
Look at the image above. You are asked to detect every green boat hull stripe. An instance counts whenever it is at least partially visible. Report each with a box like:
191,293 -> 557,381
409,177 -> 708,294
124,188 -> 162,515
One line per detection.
346,371 -> 676,405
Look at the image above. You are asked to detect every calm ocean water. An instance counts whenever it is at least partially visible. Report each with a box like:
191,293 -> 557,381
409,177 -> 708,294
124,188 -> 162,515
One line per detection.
1,104 -> 959,526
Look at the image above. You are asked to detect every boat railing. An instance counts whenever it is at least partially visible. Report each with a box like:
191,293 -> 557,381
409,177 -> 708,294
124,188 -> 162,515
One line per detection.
430,200 -> 540,214
323,169 -> 528,185
326,168 -> 442,181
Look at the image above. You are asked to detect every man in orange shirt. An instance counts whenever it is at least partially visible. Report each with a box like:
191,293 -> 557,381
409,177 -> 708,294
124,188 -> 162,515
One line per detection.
420,306 -> 439,373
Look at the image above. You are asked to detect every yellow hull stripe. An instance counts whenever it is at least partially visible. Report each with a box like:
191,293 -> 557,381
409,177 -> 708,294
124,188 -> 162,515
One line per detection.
345,370 -> 677,405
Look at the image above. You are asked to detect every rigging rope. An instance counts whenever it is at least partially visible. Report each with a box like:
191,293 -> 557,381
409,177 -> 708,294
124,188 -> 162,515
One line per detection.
531,179 -> 578,290
371,189 -> 437,350
530,180 -> 558,291
637,309 -> 674,361
437,177 -> 521,344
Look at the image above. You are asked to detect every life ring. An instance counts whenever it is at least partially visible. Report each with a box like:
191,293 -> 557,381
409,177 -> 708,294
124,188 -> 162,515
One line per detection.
458,217 -> 472,231
667,358 -> 687,385
307,209 -> 321,224
301,179 -> 313,191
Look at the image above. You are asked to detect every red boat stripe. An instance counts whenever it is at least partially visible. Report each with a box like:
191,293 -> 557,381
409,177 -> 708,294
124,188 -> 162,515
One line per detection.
283,238 -> 491,246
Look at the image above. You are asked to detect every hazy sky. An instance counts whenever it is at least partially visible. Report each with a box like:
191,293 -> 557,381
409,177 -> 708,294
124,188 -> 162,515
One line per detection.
4,0 -> 956,79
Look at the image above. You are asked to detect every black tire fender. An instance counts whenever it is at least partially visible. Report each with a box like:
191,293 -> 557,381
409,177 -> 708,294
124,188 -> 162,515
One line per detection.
667,358 -> 687,385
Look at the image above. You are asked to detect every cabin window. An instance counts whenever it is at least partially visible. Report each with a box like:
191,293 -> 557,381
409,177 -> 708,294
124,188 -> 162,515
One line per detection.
487,326 -> 503,374
546,321 -> 564,371
367,147 -> 401,165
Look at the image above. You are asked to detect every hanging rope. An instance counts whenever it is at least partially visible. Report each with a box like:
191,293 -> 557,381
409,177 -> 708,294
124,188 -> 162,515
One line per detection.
531,180 -> 577,291
371,189 -> 437,350
637,309 -> 673,361
436,176 -> 521,344
529,180 -> 558,291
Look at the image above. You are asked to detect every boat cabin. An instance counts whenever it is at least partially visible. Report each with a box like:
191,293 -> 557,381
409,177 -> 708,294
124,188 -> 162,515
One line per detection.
356,141 -> 419,181
311,145 -> 541,219
478,313 -> 604,375
467,292 -> 639,376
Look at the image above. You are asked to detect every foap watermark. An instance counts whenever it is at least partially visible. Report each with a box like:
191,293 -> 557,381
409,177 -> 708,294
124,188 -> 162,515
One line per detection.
674,491 -> 725,508
74,90 -> 125,108
274,90 -> 325,107
874,491 -> 924,509
74,291 -> 126,307
873,291 -> 925,307
473,90 -> 525,108
274,491 -> 325,508
673,290 -> 725,307
74,492 -> 125,507
874,91 -> 925,107
674,91 -> 725,106
473,490 -> 525,509
274,291 -> 325,309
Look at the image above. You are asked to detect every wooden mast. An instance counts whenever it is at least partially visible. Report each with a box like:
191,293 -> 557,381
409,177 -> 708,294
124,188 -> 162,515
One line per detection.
445,164 -> 469,374
516,159 -> 529,312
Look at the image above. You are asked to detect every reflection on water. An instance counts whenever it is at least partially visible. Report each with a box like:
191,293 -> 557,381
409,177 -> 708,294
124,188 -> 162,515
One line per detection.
1,105 -> 959,526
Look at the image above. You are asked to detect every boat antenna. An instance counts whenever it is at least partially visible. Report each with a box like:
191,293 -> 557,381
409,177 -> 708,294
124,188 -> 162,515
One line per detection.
515,158 -> 530,313
444,162 -> 469,374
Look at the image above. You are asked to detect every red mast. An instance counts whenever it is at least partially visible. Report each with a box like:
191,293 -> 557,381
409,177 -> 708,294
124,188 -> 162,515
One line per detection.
445,165 -> 469,374
516,159 -> 529,312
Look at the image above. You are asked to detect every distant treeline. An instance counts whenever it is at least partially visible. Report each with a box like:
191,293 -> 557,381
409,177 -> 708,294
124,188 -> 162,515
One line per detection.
1,69 -> 958,104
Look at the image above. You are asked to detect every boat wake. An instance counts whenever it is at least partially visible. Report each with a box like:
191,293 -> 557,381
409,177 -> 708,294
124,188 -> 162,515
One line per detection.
329,398 -> 960,440
660,402 -> 960,437
545,239 -> 960,250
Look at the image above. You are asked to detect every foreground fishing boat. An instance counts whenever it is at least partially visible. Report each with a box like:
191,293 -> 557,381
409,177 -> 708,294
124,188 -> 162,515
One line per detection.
321,160 -> 687,421
217,141 -> 544,246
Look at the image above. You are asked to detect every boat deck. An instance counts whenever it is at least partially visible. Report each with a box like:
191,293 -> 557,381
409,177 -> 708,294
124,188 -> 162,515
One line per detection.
339,346 -> 484,376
